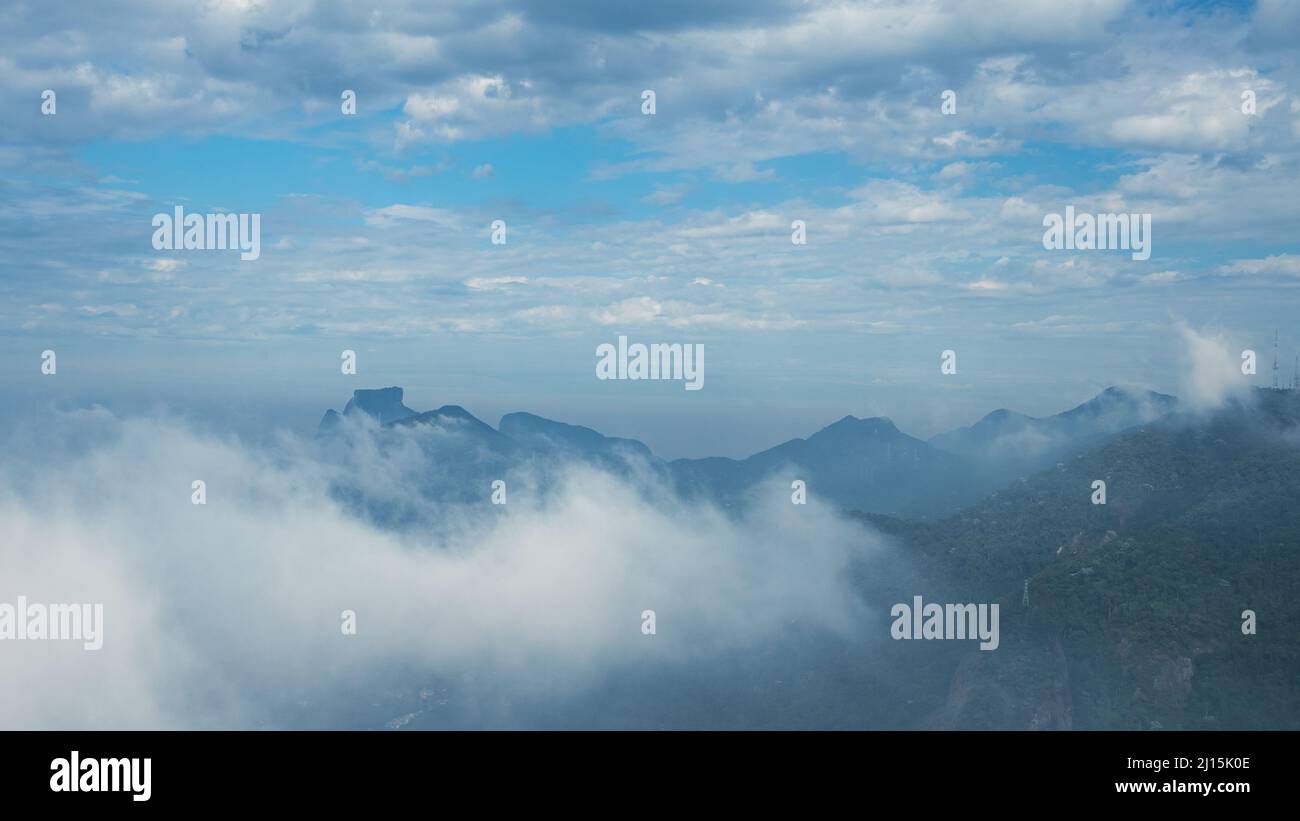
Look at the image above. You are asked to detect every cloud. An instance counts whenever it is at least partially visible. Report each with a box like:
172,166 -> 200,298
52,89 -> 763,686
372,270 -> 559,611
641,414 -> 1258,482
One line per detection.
714,162 -> 775,183
1,0 -> 1298,422
364,204 -> 463,229
1175,322 -> 1251,412
396,75 -> 552,147
465,275 -> 528,290
1217,254 -> 1300,279
0,0 -> 1265,170
643,183 -> 689,205
0,409 -> 876,728
593,296 -> 662,325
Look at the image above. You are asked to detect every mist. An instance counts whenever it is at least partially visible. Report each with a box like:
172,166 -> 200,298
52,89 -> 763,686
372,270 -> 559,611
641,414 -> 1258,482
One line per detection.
1175,321 -> 1253,412
0,407 -> 882,729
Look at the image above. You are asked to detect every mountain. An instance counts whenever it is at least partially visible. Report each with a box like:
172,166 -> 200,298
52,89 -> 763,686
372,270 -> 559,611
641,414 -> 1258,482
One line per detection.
307,384 -> 1300,728
672,414 -> 973,516
316,385 -> 1180,520
928,386 -> 1177,488
666,387 -> 1177,517
879,388 -> 1300,729
396,404 -> 516,446
499,412 -> 654,462
319,398 -> 664,523
319,386 -> 417,432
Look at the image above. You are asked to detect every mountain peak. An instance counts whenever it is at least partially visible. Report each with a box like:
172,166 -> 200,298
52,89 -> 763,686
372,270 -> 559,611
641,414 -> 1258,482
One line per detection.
981,408 -> 1025,423
499,411 -> 655,460
819,415 -> 898,436
342,387 -> 417,425
430,404 -> 475,420
399,404 -> 492,430
1062,385 -> 1177,421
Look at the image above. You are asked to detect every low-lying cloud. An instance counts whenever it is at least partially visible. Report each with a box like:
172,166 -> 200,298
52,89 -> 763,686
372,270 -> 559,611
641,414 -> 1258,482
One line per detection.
1175,321 -> 1252,412
0,408 -> 877,729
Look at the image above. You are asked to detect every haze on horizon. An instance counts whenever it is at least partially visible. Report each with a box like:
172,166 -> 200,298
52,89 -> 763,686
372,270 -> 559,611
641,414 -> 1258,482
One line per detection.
2,0 -> 1299,458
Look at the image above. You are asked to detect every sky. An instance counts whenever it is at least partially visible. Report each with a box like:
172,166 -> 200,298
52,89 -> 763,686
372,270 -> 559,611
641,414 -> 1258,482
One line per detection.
1,0 -> 1299,458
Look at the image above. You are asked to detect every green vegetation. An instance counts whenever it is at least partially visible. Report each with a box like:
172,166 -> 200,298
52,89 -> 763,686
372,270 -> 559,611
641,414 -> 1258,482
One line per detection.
869,390 -> 1300,728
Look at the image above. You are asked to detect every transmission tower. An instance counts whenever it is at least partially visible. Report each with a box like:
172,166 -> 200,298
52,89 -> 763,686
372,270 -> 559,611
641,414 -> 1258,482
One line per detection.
1273,330 -> 1280,390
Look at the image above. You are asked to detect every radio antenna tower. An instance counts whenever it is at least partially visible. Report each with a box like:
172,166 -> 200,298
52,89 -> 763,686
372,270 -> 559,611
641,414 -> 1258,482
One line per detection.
1293,355 -> 1298,391
1022,579 -> 1030,609
1273,330 -> 1280,390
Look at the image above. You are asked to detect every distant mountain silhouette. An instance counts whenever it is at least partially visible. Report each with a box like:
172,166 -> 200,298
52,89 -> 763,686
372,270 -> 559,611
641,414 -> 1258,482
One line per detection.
310,385 -> 1300,729
397,404 -> 514,444
878,388 -> 1300,729
499,412 -> 660,478
317,385 -> 1182,518
671,414 -> 971,516
499,412 -> 654,462
319,387 -> 417,432
928,386 -> 1177,489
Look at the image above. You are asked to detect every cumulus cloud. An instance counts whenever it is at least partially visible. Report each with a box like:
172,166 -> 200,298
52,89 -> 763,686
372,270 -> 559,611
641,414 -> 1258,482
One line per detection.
1217,254 -> 1300,279
2,0 -> 1297,437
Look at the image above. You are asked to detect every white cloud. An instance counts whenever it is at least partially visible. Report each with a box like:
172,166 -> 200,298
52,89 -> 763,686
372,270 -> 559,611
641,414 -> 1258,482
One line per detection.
593,296 -> 663,325
0,411 -> 874,728
714,162 -> 776,183
643,183 -> 689,205
1175,322 -> 1251,412
465,275 -> 528,289
365,204 -> 463,229
1217,254 -> 1300,278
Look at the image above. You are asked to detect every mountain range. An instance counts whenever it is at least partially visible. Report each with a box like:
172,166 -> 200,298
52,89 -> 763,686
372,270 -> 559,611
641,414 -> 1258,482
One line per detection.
313,384 -> 1299,729
881,387 -> 1300,729
319,384 -> 1180,518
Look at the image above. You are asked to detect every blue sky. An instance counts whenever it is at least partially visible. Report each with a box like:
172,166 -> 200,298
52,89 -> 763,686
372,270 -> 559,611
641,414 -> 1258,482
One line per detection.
2,0 -> 1299,457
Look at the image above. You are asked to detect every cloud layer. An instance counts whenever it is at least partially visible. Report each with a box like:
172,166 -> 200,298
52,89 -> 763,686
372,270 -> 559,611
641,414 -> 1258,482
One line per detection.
0,409 -> 875,728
